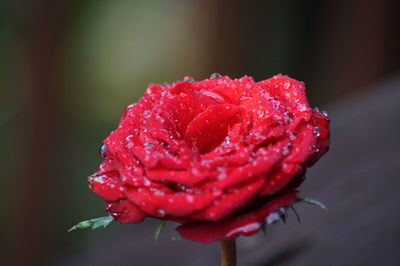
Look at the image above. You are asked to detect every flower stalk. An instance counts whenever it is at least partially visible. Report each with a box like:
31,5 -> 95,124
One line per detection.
219,239 -> 236,266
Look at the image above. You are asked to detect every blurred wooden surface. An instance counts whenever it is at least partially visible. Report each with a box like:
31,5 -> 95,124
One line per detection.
55,74 -> 400,266
8,1 -> 69,265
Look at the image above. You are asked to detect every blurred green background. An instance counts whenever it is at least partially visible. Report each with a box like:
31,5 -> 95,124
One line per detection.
1,0 -> 399,265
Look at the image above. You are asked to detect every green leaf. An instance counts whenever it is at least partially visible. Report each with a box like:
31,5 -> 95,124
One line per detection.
68,215 -> 114,232
296,197 -> 326,210
171,236 -> 183,241
154,220 -> 167,243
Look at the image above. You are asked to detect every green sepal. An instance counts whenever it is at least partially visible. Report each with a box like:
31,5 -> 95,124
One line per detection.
171,236 -> 183,241
68,215 -> 114,232
260,225 -> 267,236
279,212 -> 287,224
290,206 -> 301,223
154,220 -> 167,243
296,197 -> 326,210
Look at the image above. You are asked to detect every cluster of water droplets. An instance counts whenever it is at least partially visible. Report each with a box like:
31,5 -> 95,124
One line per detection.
314,107 -> 329,117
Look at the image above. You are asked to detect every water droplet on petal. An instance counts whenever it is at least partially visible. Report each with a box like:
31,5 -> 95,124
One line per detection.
154,190 -> 165,196
282,144 -> 291,156
297,104 -> 307,112
313,126 -> 321,137
143,110 -> 151,118
217,167 -> 227,180
210,73 -> 222,79
99,144 -> 108,158
158,209 -> 166,217
143,177 -> 151,186
144,142 -> 155,148
183,76 -> 194,82
225,222 -> 261,238
284,111 -> 294,123
212,189 -> 222,197
186,195 -> 194,203
266,212 -> 280,225
309,144 -> 320,153
283,80 -> 291,90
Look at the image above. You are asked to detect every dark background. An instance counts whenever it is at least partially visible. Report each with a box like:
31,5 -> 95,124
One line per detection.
1,0 -> 400,265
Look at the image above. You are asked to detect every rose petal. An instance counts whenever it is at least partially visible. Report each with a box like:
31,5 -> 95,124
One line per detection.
185,104 -> 242,154
125,187 -> 221,217
257,74 -> 311,116
307,110 -> 330,166
161,89 -> 221,136
177,192 -> 297,243
208,142 -> 287,189
146,168 -> 207,186
105,199 -> 145,223
259,163 -> 302,195
285,124 -> 316,164
191,176 -> 265,221
88,160 -> 125,201
209,76 -> 259,105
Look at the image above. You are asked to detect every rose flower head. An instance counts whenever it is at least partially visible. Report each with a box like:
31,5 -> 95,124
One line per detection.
88,74 -> 330,243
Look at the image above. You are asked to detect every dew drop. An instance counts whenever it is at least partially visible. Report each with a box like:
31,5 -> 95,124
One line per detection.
284,111 -> 294,123
217,167 -> 227,180
143,110 -> 151,118
191,168 -> 201,176
212,189 -> 222,197
282,144 -> 291,156
313,126 -> 320,137
154,190 -> 165,196
144,142 -> 155,148
186,194 -> 194,203
158,209 -> 166,217
225,222 -> 261,238
266,212 -> 280,225
297,104 -> 307,112
183,76 -> 194,82
88,174 -> 105,187
309,144 -> 319,153
143,177 -> 151,186
99,144 -> 108,158
283,80 -> 291,90
210,73 -> 222,79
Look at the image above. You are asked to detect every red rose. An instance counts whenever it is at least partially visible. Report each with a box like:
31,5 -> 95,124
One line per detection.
88,74 -> 330,243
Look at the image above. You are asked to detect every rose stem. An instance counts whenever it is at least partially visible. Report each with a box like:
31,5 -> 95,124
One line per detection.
219,239 -> 237,266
